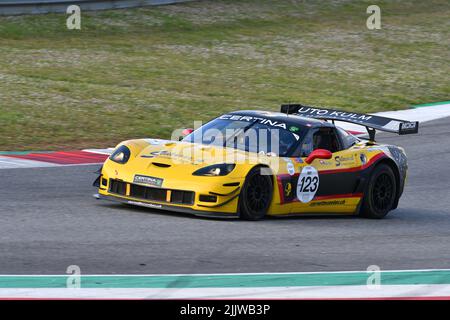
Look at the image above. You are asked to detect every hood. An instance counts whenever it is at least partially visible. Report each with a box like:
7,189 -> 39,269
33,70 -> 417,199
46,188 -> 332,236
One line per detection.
126,139 -> 258,172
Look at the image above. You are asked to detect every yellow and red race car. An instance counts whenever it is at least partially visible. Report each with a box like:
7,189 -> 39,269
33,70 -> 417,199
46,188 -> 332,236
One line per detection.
94,104 -> 418,220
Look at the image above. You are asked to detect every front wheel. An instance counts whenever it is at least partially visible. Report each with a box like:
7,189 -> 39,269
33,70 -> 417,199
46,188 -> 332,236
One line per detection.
239,167 -> 273,220
360,164 -> 397,219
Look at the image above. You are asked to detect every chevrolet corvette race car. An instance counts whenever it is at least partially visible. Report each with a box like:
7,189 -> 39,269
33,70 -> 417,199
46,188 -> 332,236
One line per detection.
94,104 -> 418,220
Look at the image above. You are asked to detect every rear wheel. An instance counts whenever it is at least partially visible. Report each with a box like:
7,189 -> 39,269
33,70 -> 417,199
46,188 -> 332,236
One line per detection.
239,167 -> 273,220
360,164 -> 397,219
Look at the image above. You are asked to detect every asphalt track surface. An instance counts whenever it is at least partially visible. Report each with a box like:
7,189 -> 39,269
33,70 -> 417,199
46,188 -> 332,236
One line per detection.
1,117 -> 450,275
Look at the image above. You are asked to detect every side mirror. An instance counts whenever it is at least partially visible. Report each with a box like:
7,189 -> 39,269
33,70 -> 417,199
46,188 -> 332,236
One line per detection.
182,128 -> 194,136
305,149 -> 332,164
179,128 -> 194,141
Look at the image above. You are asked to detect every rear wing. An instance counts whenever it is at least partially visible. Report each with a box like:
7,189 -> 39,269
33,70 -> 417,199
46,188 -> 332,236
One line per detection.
280,104 -> 419,140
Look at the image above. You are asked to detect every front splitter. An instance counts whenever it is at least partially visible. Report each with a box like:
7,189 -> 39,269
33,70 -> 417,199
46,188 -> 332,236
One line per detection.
93,193 -> 239,219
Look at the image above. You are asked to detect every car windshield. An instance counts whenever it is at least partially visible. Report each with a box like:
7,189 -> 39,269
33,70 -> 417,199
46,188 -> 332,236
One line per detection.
182,115 -> 307,157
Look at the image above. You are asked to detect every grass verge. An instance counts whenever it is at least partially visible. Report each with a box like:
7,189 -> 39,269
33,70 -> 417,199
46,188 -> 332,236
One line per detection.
0,0 -> 448,150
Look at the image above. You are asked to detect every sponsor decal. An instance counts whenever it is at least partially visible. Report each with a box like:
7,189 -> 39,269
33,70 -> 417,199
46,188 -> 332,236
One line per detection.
279,177 -> 296,203
293,157 -> 304,164
335,155 -> 355,167
289,126 -> 300,132
400,122 -> 417,130
399,121 -> 418,133
319,160 -> 332,165
360,153 -> 367,165
284,182 -> 292,197
310,200 -> 346,207
141,151 -> 162,159
287,162 -> 295,176
133,175 -> 163,187
295,107 -> 373,122
219,114 -> 287,129
296,166 -> 319,203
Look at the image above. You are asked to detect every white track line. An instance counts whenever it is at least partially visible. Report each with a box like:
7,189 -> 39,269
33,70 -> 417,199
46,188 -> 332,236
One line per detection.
336,103 -> 450,133
82,148 -> 114,155
378,104 -> 450,122
0,157 -> 58,169
3,268 -> 450,277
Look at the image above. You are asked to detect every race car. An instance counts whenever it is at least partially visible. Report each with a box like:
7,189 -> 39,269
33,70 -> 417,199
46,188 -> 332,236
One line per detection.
93,104 -> 419,220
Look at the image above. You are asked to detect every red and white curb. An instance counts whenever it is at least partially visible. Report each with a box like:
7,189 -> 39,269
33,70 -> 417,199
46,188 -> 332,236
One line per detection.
0,149 -> 111,169
1,102 -> 449,170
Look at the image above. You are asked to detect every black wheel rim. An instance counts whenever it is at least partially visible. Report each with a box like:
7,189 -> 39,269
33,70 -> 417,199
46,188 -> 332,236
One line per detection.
246,174 -> 270,213
372,173 -> 394,211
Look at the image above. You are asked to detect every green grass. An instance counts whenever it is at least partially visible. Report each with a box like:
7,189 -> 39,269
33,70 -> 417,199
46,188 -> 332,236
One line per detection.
0,0 -> 449,150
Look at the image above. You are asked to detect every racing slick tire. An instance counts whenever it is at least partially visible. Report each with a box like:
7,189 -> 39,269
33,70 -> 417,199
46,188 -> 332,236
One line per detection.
239,166 -> 273,221
360,163 -> 397,219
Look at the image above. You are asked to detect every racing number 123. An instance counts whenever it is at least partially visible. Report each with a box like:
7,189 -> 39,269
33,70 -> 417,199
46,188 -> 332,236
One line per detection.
298,176 -> 319,193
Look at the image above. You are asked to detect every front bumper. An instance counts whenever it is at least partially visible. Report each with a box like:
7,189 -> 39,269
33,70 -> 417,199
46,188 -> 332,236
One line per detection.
94,193 -> 239,219
95,157 -> 246,216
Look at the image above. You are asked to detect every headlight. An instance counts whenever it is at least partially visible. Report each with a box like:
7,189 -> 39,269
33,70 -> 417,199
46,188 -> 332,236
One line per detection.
109,145 -> 131,164
193,163 -> 236,176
